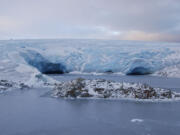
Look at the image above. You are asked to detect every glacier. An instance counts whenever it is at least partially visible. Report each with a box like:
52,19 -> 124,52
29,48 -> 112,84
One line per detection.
20,49 -> 67,74
0,39 -> 180,85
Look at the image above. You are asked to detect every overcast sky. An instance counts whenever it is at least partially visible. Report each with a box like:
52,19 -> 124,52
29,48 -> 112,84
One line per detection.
0,0 -> 180,42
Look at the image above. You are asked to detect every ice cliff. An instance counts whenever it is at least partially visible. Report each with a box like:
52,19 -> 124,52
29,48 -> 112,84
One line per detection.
0,39 -> 180,86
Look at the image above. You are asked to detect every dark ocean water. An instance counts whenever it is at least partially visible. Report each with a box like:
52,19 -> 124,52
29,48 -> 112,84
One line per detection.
0,74 -> 180,135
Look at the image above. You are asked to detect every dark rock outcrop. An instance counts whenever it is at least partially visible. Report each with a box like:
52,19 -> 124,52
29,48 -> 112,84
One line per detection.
0,80 -> 30,92
53,78 -> 180,100
0,80 -> 14,90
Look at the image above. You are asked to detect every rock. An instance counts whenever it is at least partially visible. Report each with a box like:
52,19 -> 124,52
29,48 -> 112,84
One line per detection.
175,94 -> 180,98
0,80 -> 14,91
160,90 -> 172,99
54,78 -> 93,98
0,80 -> 30,92
80,92 -> 93,97
53,78 -> 180,100
94,88 -> 105,94
19,83 -> 30,89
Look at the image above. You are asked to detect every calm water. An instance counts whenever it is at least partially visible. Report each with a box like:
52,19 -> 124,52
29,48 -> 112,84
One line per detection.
0,74 -> 180,135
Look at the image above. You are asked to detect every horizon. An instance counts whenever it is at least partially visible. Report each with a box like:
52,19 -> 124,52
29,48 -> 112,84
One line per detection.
1,38 -> 180,44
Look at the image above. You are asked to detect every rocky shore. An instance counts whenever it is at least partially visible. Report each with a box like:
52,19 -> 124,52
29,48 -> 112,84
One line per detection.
53,78 -> 180,100
1,77 -> 180,101
0,80 -> 30,92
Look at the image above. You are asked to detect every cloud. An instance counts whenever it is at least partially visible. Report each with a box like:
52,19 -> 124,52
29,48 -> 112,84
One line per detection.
0,0 -> 180,42
120,31 -> 180,42
0,16 -> 20,31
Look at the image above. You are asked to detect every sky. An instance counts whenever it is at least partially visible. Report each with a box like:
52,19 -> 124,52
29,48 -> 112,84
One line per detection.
0,0 -> 180,42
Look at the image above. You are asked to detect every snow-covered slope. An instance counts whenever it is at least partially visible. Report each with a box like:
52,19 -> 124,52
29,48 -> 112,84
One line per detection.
0,39 -> 180,85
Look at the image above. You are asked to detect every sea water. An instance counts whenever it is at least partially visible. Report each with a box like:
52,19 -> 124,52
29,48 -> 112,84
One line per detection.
0,74 -> 180,135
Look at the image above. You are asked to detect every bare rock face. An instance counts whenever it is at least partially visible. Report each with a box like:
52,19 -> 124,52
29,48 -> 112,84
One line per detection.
53,78 -> 180,100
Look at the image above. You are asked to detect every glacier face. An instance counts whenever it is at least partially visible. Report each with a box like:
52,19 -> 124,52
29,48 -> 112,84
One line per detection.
0,39 -> 180,84
20,49 -> 67,74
